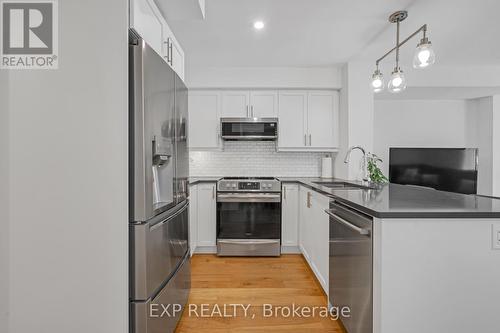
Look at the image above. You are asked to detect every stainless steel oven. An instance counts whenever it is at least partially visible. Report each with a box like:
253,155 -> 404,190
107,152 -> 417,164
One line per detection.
216,177 -> 281,256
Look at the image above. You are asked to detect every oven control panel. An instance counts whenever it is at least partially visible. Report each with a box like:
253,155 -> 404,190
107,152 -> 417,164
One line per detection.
239,182 -> 259,190
217,178 -> 281,192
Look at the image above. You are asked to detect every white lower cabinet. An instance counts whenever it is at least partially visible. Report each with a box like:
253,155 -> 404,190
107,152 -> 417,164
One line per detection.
299,186 -> 312,259
188,185 -> 198,255
193,183 -> 217,251
310,190 -> 330,291
281,184 -> 299,252
298,185 -> 330,294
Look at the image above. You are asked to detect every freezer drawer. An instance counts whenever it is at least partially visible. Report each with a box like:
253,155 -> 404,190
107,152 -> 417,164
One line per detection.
131,253 -> 191,333
130,200 -> 189,301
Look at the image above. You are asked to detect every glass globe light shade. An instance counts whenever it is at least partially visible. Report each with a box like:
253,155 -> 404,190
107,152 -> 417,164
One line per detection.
388,68 -> 407,93
413,39 -> 436,68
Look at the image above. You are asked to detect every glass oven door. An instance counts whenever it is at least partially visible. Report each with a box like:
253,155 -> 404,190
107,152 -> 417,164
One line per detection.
217,193 -> 281,239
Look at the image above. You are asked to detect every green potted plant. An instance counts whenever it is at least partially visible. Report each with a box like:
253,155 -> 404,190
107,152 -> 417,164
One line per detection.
367,153 -> 388,183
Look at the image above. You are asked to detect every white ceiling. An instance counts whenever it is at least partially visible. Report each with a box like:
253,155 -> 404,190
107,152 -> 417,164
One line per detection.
169,0 -> 500,69
170,0 -> 417,67
356,0 -> 500,69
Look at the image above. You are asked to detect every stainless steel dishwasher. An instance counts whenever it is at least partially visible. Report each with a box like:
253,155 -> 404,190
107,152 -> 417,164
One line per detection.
326,201 -> 373,333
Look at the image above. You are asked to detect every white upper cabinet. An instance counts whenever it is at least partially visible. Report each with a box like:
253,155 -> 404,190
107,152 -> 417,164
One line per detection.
188,91 -> 221,150
278,91 -> 307,149
307,91 -> 339,149
189,88 -> 338,152
170,40 -> 184,80
250,91 -> 278,118
130,0 -> 185,81
221,90 -> 278,118
221,90 -> 250,118
278,90 -> 339,151
130,0 -> 163,56
161,22 -> 185,81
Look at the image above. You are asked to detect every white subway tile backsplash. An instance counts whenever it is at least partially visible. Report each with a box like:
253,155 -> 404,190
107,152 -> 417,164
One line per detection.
189,141 -> 330,177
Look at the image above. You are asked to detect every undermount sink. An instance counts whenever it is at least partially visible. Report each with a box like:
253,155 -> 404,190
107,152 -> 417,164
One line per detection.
313,181 -> 373,190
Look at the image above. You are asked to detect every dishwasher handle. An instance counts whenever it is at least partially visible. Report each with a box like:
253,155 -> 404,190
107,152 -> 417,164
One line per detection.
325,209 -> 371,236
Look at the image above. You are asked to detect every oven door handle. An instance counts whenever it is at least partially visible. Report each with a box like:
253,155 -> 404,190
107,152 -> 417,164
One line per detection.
218,239 -> 280,245
220,135 -> 278,140
217,193 -> 281,203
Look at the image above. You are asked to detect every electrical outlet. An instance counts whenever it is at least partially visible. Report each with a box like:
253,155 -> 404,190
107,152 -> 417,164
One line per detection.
492,224 -> 500,250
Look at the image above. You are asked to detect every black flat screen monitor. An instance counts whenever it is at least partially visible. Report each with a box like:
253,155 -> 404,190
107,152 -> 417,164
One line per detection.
389,148 -> 478,194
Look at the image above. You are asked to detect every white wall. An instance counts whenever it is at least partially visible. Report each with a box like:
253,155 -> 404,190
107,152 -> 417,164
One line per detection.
374,99 -> 469,176
0,69 -> 9,333
466,97 -> 493,196
493,96 -> 500,196
186,66 -> 341,89
334,62 -> 374,180
374,98 -> 499,196
6,1 -> 128,333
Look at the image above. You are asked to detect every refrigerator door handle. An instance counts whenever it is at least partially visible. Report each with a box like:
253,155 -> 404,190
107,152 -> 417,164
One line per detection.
130,40 -> 152,222
150,201 -> 189,231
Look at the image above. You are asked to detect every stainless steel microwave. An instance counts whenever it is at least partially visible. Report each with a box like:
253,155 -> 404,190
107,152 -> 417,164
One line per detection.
220,118 -> 278,141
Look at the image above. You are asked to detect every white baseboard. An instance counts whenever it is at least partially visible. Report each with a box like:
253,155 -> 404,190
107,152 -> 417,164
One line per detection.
281,245 -> 301,254
194,246 -> 217,254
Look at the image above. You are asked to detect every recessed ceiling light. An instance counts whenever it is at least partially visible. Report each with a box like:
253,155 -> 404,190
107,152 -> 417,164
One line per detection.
253,21 -> 265,30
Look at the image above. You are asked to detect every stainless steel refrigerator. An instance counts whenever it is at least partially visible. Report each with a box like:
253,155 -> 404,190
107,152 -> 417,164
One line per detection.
129,33 -> 190,333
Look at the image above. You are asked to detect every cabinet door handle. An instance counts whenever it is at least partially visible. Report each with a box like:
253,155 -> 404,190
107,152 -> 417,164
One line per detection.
283,186 -> 286,200
169,39 -> 173,66
212,186 -> 215,199
251,105 -> 254,117
307,192 -> 311,208
309,134 -> 312,146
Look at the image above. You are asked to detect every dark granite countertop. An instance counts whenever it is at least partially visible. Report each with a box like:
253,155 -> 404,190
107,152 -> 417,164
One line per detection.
189,177 -> 221,185
188,176 -> 500,218
279,177 -> 500,219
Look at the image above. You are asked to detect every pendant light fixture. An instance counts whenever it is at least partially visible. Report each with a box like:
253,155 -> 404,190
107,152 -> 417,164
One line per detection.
388,68 -> 406,93
371,11 -> 435,93
413,35 -> 435,68
371,66 -> 384,93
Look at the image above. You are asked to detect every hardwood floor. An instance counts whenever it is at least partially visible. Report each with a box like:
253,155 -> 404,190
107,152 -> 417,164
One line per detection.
175,254 -> 346,333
